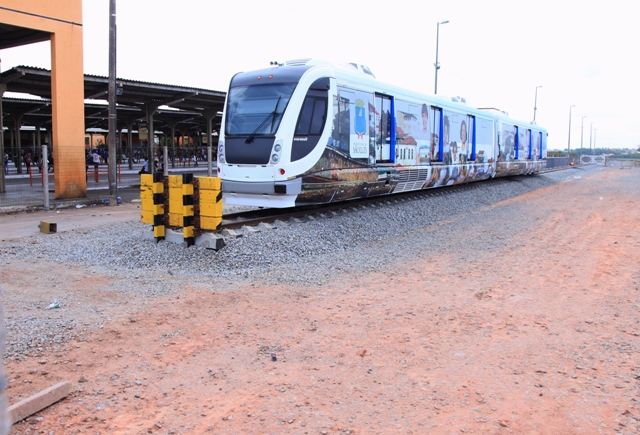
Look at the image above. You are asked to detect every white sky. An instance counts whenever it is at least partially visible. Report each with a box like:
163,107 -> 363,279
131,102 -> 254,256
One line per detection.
1,0 -> 638,150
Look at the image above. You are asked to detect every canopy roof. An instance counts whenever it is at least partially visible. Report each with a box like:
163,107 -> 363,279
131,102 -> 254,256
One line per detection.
0,65 -> 227,135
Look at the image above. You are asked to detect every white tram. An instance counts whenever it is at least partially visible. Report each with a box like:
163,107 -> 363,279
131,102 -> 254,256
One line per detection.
217,59 -> 548,208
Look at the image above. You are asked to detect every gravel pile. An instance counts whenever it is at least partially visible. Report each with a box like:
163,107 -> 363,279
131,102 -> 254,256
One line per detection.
1,168 -> 588,361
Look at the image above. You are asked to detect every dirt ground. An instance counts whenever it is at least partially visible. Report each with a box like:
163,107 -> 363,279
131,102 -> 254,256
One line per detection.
3,166 -> 640,434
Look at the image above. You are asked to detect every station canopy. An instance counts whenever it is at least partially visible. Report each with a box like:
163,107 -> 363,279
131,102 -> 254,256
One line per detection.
0,65 -> 227,136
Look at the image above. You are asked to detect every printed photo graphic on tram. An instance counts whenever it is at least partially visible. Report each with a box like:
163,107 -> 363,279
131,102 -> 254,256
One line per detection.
217,60 -> 548,208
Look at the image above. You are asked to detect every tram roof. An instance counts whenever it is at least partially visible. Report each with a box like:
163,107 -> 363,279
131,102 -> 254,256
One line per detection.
0,65 -> 227,134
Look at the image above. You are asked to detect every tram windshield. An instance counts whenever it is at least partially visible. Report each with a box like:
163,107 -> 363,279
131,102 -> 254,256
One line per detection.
225,83 -> 296,136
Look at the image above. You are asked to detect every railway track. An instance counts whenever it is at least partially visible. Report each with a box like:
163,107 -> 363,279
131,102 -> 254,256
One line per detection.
218,166 -> 576,233
218,177 -> 506,232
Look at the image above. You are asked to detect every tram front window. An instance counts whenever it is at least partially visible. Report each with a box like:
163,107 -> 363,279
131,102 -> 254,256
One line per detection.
226,84 -> 296,136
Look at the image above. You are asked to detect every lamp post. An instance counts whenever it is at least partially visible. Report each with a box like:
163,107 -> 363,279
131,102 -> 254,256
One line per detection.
434,20 -> 449,95
533,85 -> 542,121
593,129 -> 598,153
589,122 -> 595,155
580,115 -> 587,164
567,105 -> 575,162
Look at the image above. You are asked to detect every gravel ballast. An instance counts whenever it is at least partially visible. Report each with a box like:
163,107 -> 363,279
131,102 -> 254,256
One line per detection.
1,167 -> 592,362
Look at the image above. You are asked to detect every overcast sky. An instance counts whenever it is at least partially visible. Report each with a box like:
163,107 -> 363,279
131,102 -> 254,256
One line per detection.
2,0 -> 638,150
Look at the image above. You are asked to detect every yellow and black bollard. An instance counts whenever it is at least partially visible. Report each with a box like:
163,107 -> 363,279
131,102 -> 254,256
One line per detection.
140,174 -> 154,225
142,173 -> 224,249
167,174 -> 184,228
140,173 -> 165,242
195,176 -> 223,231
182,173 -> 195,247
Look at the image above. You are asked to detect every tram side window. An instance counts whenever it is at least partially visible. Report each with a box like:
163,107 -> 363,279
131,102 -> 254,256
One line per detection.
292,94 -> 327,162
467,116 -> 475,161
517,127 -> 530,161
444,111 -> 473,164
295,96 -> 327,136
501,123 -> 516,162
430,107 -> 442,162
374,94 -> 393,163
538,133 -> 543,159
540,132 -> 544,159
475,117 -> 493,163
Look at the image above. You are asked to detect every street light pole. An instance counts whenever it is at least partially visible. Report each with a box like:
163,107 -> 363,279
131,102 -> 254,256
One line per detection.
589,122 -> 595,155
434,20 -> 449,95
580,115 -> 587,164
533,85 -> 542,121
567,105 -> 575,162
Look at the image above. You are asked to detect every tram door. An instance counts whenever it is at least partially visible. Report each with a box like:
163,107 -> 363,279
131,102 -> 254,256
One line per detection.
374,94 -> 393,163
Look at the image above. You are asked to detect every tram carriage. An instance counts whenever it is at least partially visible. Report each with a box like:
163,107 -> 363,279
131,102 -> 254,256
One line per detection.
217,59 -> 548,208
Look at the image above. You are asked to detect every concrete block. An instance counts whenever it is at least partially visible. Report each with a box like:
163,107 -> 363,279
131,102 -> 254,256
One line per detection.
39,221 -> 57,234
164,228 -> 184,244
143,227 -> 155,240
195,233 -> 226,250
9,381 -> 71,424
222,228 -> 242,238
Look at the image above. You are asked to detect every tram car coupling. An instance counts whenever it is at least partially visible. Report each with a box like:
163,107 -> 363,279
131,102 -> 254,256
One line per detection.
217,59 -> 548,208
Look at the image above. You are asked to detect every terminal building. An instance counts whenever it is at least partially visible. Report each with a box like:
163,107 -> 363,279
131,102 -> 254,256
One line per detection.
0,1 -> 226,200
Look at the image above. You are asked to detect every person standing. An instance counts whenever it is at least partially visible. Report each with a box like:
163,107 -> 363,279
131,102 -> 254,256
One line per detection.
24,152 -> 33,174
138,158 -> 150,174
91,149 -> 101,168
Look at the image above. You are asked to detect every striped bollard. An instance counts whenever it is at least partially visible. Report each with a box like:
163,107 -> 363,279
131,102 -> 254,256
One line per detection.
195,176 -> 223,231
140,173 -> 165,242
182,173 -> 195,247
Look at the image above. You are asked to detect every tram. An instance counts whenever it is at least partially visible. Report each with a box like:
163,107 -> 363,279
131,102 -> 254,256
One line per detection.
217,59 -> 547,208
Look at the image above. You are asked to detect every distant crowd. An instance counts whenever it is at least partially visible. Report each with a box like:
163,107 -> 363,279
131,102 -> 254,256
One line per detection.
3,146 -> 215,176
4,150 -> 52,174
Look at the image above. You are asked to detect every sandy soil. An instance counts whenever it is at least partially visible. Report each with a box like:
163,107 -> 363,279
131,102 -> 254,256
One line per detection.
3,166 -> 640,434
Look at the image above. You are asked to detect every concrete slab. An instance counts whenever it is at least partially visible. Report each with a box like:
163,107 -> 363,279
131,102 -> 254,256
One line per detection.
8,381 -> 71,424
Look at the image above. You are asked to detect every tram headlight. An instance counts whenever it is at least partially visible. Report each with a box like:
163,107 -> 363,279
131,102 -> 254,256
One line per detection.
270,140 -> 283,164
218,141 -> 225,163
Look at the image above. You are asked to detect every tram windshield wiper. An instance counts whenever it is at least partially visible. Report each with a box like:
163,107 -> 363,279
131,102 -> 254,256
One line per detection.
245,96 -> 281,144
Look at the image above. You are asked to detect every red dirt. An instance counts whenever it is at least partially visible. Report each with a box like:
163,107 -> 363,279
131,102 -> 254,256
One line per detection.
4,166 -> 640,434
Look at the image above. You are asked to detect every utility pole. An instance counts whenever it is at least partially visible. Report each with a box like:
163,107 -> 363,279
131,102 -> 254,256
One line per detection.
567,105 -> 575,162
0,58 -> 5,194
580,116 -> 586,165
107,0 -> 118,206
